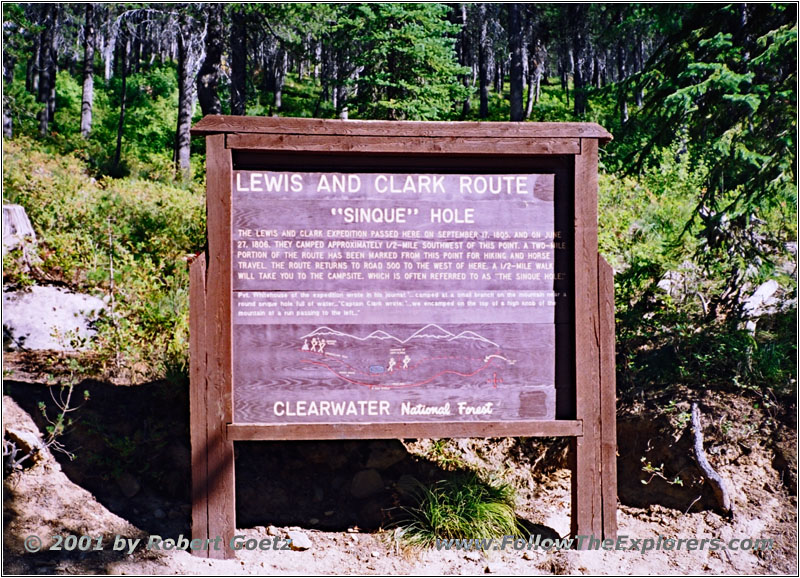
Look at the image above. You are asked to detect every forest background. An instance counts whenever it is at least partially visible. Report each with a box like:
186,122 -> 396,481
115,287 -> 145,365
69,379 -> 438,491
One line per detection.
2,3 -> 796,413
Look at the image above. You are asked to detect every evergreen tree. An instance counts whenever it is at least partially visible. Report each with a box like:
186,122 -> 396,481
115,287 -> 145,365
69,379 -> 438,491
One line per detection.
338,4 -> 470,120
626,3 -> 797,315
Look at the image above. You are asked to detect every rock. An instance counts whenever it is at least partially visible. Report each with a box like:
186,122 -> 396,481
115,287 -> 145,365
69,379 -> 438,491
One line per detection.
370,551 -> 380,558
350,469 -> 384,498
743,280 -> 782,332
266,525 -> 279,536
4,427 -> 44,469
465,551 -> 482,561
485,562 -> 503,573
3,286 -> 105,351
522,551 -> 535,561
286,530 -> 312,551
116,472 -> 140,498
365,440 -> 407,469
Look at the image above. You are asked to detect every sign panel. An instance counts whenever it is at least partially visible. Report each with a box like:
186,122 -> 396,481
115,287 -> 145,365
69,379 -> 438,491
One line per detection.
231,171 -> 569,423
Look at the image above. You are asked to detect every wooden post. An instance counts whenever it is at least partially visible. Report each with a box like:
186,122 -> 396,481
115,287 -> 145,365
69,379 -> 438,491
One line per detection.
599,256 -> 618,538
189,253 -> 208,554
204,134 -> 236,559
571,137 -> 603,541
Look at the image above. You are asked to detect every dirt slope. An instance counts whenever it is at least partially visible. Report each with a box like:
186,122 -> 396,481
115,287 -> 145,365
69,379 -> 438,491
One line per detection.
3,389 -> 797,575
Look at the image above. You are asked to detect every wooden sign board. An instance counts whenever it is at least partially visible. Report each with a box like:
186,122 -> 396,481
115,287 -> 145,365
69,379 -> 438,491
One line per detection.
232,171 -> 568,424
190,117 -> 617,558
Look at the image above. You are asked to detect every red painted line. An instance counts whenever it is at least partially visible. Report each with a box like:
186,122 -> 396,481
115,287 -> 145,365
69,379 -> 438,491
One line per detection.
301,358 -> 500,390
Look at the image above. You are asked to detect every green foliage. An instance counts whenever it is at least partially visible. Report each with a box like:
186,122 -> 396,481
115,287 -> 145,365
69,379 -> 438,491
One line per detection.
36,357 -> 91,460
336,3 -> 471,120
425,439 -> 467,471
1,3 -> 795,405
81,410 -> 170,481
616,4 -> 796,315
600,137 -> 795,401
395,472 -> 522,548
2,137 -> 204,382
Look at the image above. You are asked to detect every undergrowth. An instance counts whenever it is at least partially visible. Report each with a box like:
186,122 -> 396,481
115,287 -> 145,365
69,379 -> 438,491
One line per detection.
2,137 -> 205,383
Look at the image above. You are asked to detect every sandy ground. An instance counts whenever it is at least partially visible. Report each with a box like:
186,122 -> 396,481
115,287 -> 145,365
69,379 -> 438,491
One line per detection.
3,394 -> 797,575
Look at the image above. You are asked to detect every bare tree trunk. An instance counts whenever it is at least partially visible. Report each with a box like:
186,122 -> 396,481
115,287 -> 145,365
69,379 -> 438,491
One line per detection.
274,49 -> 287,112
691,403 -> 733,517
616,34 -> 628,124
457,3 -> 471,118
113,33 -> 128,171
569,4 -> 590,116
197,3 -> 223,116
230,10 -> 246,115
526,35 -> 545,117
478,3 -> 489,119
174,14 -> 193,182
336,83 -> 348,119
141,18 -> 152,68
524,72 -> 534,119
103,10 -> 115,81
591,53 -> 600,88
26,34 -> 40,93
80,3 -> 96,138
494,61 -> 503,94
3,17 -> 17,137
37,5 -> 58,136
508,3 -> 524,121
131,17 -> 141,73
3,62 -> 13,138
634,33 -> 644,108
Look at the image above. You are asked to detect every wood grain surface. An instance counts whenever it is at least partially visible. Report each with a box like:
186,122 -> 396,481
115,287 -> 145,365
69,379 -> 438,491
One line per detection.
599,255 -> 618,539
204,135 -> 235,559
227,419 -> 584,441
189,253 -> 208,553
191,115 -> 613,144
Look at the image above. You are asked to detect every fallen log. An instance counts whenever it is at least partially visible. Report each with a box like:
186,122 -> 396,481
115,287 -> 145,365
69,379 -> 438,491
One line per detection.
691,402 -> 733,518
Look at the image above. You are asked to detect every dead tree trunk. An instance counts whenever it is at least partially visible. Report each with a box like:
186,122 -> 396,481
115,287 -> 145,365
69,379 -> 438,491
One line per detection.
80,3 -> 96,138
508,3 -> 524,121
197,3 -> 223,116
37,5 -> 58,136
616,30 -> 628,124
478,4 -> 490,118
691,403 -> 733,518
174,13 -> 193,181
457,3 -> 471,118
113,33 -> 128,172
569,3 -> 590,116
230,10 -> 247,115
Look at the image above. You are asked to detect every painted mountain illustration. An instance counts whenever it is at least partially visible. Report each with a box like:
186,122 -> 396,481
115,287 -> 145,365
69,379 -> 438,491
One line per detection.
297,325 -> 510,389
301,324 -> 499,347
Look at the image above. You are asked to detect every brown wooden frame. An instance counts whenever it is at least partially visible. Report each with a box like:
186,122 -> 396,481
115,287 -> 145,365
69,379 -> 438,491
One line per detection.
190,116 -> 617,558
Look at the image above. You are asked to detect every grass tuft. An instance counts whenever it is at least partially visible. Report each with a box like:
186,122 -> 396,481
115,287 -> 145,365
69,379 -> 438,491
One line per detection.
394,472 -> 523,549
